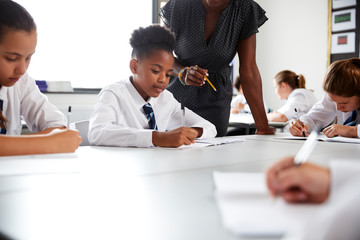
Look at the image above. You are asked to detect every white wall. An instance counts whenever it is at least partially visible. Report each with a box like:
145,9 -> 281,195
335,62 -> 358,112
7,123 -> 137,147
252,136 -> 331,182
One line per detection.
234,0 -> 329,110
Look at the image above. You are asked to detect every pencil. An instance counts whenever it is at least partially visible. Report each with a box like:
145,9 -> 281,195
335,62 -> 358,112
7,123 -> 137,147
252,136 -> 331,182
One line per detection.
181,98 -> 185,127
204,75 -> 217,92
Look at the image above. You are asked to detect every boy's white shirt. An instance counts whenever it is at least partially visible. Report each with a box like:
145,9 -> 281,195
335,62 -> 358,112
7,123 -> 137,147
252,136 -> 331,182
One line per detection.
277,88 -> 318,120
0,73 -> 67,135
300,94 -> 360,138
88,78 -> 217,147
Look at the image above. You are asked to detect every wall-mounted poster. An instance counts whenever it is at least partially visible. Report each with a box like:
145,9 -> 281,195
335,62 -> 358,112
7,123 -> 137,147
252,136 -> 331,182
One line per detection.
332,8 -> 356,32
333,0 -> 356,9
331,32 -> 356,54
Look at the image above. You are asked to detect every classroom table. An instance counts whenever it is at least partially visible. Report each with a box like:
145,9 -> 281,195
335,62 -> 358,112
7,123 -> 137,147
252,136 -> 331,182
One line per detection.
228,113 -> 288,134
0,134 -> 359,240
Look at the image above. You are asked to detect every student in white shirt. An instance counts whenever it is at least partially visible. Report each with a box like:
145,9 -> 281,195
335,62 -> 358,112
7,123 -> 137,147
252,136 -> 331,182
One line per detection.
267,70 -> 317,122
88,25 -> 217,148
290,58 -> 360,138
231,76 -> 250,114
0,0 -> 81,156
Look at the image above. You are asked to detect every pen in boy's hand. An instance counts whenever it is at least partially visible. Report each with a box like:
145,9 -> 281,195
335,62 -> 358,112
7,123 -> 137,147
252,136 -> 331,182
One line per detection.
181,98 -> 185,127
294,108 -> 306,137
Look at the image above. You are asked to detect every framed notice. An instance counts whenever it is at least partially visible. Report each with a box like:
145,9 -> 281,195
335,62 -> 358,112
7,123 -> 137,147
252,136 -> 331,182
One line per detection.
333,0 -> 356,9
332,8 -> 356,32
331,32 -> 356,54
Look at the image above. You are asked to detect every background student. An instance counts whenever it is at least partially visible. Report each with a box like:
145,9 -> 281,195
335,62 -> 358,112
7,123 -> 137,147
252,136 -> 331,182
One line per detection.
267,70 -> 317,122
231,76 -> 250,114
0,0 -> 81,156
88,25 -> 216,148
289,58 -> 360,138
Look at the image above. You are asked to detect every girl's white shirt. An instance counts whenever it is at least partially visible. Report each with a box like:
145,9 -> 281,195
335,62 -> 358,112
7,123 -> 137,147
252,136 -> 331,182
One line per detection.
0,73 -> 66,135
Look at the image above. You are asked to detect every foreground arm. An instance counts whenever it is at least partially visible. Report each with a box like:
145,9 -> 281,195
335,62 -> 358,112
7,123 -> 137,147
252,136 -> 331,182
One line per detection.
0,129 -> 81,156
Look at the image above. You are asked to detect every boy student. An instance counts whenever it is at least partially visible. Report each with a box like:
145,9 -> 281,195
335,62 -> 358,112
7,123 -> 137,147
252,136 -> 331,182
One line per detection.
0,0 -> 81,156
88,25 -> 217,148
289,58 -> 360,138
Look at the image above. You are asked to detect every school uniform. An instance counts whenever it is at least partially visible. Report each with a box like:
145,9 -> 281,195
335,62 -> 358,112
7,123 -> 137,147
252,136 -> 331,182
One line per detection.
0,73 -> 66,135
300,94 -> 360,138
88,78 -> 217,147
277,88 -> 318,120
231,94 -> 251,113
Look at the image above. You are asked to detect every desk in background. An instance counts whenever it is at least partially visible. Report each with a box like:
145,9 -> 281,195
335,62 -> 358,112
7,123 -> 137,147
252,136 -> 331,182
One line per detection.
228,113 -> 288,134
0,135 -> 359,240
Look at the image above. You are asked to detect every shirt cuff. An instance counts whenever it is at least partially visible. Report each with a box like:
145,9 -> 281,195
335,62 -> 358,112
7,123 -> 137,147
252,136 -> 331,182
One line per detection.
136,130 -> 154,147
357,125 -> 360,138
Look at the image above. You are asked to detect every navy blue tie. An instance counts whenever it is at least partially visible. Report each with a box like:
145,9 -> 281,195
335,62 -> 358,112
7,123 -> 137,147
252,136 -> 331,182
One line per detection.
343,110 -> 358,126
143,103 -> 158,130
0,100 -> 6,134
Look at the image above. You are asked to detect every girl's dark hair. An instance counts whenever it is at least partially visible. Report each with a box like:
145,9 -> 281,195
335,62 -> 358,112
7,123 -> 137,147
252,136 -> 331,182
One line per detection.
274,70 -> 306,89
0,0 -> 36,42
130,24 -> 175,60
323,58 -> 360,97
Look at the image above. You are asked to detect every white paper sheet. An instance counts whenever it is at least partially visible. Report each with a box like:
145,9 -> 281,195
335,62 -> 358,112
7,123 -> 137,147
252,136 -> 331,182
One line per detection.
275,133 -> 360,144
213,171 -> 324,238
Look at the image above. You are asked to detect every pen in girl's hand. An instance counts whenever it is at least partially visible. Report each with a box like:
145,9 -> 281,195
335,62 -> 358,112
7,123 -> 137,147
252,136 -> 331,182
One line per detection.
67,106 -> 71,129
294,108 -> 305,137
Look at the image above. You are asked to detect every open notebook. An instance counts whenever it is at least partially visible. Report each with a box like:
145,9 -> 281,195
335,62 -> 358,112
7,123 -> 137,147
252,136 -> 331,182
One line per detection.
276,133 -> 360,144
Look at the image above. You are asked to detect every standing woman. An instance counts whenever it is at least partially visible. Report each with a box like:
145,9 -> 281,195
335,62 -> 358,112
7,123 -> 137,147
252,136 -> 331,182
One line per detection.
160,0 -> 274,136
0,0 -> 81,156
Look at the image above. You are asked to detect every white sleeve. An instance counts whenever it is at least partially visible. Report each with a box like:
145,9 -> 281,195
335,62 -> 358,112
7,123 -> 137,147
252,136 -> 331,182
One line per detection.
300,94 -> 337,131
88,89 -> 153,147
330,159 -> 360,193
20,74 -> 66,131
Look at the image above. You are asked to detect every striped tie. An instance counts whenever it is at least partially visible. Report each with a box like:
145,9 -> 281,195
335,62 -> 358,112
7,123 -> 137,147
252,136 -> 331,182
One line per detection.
0,100 -> 6,134
343,110 -> 358,126
143,103 -> 158,130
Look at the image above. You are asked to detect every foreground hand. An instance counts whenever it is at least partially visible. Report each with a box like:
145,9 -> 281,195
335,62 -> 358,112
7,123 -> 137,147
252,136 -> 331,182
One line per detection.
266,157 -> 330,203
185,65 -> 208,87
152,127 -> 200,148
323,124 -> 357,138
256,126 -> 276,135
289,119 -> 309,136
49,129 -> 82,153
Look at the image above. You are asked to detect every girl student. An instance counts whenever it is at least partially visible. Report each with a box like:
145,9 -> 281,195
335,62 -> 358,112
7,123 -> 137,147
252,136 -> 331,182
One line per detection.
88,25 -> 216,148
0,0 -> 81,156
290,58 -> 360,138
267,70 -> 318,122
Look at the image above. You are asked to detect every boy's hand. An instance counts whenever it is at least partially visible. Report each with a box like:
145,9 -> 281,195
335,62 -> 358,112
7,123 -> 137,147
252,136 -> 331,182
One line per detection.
323,124 -> 358,138
289,119 -> 310,136
152,127 -> 200,148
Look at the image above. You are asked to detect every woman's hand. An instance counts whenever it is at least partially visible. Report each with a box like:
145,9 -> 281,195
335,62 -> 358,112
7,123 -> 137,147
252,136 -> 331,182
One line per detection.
184,65 -> 208,87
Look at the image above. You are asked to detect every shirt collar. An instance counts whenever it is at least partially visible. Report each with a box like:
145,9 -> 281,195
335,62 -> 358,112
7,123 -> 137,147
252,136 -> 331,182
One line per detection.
125,76 -> 153,109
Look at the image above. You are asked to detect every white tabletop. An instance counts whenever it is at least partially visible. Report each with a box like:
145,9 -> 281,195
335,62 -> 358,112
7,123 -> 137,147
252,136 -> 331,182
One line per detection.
0,134 -> 359,240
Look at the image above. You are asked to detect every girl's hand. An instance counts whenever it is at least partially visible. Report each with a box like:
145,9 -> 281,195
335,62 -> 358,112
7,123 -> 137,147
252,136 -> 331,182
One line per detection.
322,124 -> 358,138
184,65 -> 208,87
289,119 -> 309,136
49,129 -> 82,153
